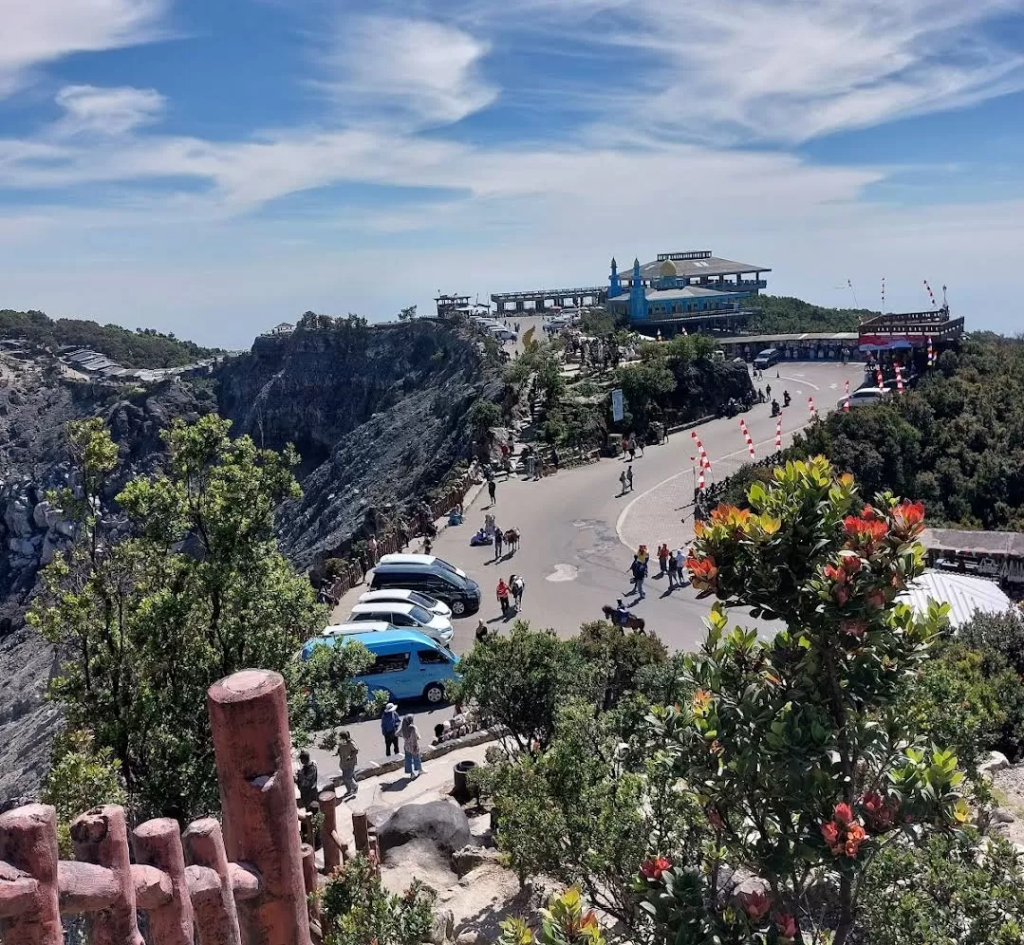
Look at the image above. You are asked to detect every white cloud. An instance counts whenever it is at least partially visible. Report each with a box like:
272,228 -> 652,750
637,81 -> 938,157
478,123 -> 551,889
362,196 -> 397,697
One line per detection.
0,0 -> 168,96
320,16 -> 498,126
55,85 -> 166,135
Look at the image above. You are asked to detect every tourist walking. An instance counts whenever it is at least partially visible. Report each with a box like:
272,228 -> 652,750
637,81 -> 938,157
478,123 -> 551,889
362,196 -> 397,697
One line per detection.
637,433 -> 645,457
667,548 -> 679,588
673,548 -> 687,585
626,464 -> 634,492
496,577 -> 511,618
627,439 -> 637,462
619,469 -> 628,495
766,384 -> 772,398
657,543 -> 670,575
295,750 -> 319,811
337,730 -> 359,797
475,618 -> 489,642
628,555 -> 648,599
488,478 -> 497,505
401,715 -> 422,778
381,702 -> 401,757
511,573 -> 525,610
494,527 -> 504,559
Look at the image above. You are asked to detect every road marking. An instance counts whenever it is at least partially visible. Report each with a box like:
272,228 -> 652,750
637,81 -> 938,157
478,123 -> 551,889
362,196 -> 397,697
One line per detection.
615,421 -> 816,548
546,564 -> 579,582
779,373 -> 818,390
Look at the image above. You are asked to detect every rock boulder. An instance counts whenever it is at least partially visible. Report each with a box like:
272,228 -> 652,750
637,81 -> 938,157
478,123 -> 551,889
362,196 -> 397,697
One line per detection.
378,801 -> 473,857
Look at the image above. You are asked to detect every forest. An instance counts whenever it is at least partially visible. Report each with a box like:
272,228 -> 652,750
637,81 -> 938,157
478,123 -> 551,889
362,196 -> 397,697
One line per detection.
0,309 -> 220,368
745,294 -> 877,334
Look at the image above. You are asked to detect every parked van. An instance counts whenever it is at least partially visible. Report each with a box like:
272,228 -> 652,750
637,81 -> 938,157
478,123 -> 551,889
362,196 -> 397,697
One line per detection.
753,348 -> 780,369
371,558 -> 481,616
300,629 -> 459,704
348,601 -> 454,646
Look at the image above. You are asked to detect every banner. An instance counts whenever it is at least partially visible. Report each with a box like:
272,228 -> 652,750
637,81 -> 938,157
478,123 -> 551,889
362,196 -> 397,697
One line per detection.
611,388 -> 624,422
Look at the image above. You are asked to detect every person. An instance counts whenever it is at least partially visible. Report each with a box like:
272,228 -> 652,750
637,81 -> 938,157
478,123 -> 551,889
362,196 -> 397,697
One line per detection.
638,544 -> 649,566
771,399 -> 780,418
627,439 -> 637,462
337,730 -> 359,797
667,548 -> 679,588
511,573 -> 525,609
673,548 -> 687,585
619,469 -> 628,494
484,512 -> 496,538
783,390 -> 791,407
295,750 -> 319,811
494,527 -> 504,559
496,577 -> 511,617
766,383 -> 772,398
475,618 -> 489,642
423,536 -> 433,554
637,432 -> 645,457
367,535 -> 379,566
614,597 -> 630,628
757,387 -> 765,403
381,703 -> 401,757
488,478 -> 497,505
626,464 -> 634,492
401,715 -> 422,778
628,555 -> 647,599
657,543 -> 670,574
551,447 -> 560,471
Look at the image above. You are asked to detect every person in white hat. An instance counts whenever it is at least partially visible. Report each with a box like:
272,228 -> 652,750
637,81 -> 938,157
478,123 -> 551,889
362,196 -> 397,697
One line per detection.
381,702 -> 401,757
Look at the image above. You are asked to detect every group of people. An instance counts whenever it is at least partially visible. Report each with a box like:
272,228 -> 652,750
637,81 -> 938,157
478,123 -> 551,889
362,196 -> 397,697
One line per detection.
495,574 -> 526,619
618,464 -> 635,494
626,543 -> 688,600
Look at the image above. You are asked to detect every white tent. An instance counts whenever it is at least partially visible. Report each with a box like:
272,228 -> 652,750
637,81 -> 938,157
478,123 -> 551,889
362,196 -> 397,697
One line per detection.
899,570 -> 1015,629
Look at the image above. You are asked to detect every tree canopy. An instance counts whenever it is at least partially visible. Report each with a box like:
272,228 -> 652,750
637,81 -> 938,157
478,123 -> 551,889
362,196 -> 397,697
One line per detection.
0,309 -> 220,368
746,295 -> 876,334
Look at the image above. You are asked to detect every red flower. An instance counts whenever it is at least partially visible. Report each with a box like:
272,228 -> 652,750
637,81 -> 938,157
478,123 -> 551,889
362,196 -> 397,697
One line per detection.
640,856 -> 672,881
843,514 -> 888,553
832,584 -> 851,606
844,822 -> 867,857
705,805 -> 724,829
891,501 -> 925,539
774,913 -> 798,940
823,563 -> 846,584
820,821 -> 839,846
833,802 -> 853,825
739,890 -> 771,921
861,791 -> 898,832
841,552 -> 864,574
866,589 -> 886,609
841,619 -> 867,639
686,556 -> 719,594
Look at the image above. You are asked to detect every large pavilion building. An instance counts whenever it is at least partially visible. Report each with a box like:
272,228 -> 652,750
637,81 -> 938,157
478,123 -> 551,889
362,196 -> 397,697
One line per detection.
607,250 -> 770,328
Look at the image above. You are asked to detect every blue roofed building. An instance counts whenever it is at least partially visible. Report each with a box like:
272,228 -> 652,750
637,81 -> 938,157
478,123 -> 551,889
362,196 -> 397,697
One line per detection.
607,250 -> 770,330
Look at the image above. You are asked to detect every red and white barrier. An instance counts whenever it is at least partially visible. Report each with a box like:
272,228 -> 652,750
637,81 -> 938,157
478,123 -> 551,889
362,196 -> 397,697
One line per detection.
808,396 -> 817,417
894,363 -> 904,394
739,419 -> 755,459
876,367 -> 884,388
844,380 -> 850,412
775,414 -> 783,450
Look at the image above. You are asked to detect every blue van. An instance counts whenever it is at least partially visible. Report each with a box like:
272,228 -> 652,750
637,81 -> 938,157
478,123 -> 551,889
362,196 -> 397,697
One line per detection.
300,628 -> 460,704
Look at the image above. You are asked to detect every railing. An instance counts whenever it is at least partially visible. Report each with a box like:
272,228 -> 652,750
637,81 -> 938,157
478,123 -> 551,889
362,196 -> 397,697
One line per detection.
0,670 -> 330,945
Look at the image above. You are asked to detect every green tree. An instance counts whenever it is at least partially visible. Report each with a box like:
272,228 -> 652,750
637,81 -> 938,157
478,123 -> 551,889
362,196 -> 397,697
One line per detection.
398,305 -> 417,322
31,415 -> 369,820
614,362 -> 676,426
646,457 -> 960,945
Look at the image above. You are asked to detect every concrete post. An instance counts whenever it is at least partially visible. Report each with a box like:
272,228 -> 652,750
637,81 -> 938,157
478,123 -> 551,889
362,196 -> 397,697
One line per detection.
208,670 -> 311,945
183,818 -> 242,945
70,805 -> 144,945
0,804 -> 62,945
317,790 -> 342,873
133,818 -> 195,945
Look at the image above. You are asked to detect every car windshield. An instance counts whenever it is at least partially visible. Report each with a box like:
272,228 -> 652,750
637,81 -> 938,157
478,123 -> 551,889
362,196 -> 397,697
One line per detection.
408,604 -> 434,625
407,591 -> 435,608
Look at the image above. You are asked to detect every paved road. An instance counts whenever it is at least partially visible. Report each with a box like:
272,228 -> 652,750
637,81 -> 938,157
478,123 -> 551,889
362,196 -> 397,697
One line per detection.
308,360 -> 863,780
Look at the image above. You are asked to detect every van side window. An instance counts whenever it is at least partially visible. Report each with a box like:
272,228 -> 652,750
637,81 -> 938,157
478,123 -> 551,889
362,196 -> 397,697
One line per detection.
417,649 -> 451,665
365,652 -> 411,675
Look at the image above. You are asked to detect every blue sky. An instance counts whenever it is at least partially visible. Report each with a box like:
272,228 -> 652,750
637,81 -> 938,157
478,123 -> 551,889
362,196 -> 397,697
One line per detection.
2,0 -> 1024,345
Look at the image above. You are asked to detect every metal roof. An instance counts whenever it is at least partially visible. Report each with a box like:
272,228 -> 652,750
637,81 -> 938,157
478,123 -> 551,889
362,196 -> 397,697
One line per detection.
646,286 -> 740,301
718,332 -> 860,344
922,528 -> 1024,558
631,254 -> 771,280
899,570 -> 1015,629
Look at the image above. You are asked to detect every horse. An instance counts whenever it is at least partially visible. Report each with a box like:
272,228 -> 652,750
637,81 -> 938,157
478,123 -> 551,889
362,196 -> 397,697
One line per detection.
601,605 -> 646,634
504,527 -> 521,554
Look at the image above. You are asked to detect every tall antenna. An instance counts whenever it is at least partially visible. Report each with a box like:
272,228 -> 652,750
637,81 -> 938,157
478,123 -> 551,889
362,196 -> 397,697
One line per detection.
942,284 -> 948,309
847,279 -> 860,309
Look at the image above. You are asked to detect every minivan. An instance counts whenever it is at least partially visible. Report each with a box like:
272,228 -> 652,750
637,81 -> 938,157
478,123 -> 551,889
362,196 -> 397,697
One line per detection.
348,602 -> 454,646
378,553 -> 469,579
753,348 -> 780,369
371,561 -> 481,616
301,629 -> 459,703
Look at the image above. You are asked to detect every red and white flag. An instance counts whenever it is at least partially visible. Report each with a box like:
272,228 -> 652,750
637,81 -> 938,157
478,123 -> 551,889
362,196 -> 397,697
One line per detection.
844,380 -> 851,412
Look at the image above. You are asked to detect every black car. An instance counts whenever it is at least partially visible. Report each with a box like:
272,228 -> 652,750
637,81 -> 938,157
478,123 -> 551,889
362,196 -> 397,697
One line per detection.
370,562 -> 482,617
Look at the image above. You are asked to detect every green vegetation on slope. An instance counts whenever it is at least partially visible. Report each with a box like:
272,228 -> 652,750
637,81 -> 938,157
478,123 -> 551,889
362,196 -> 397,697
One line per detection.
0,309 -> 220,368
747,295 -> 877,334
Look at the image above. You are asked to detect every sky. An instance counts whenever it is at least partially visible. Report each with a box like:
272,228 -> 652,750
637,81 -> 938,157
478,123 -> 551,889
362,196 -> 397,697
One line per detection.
1,0 -> 1024,346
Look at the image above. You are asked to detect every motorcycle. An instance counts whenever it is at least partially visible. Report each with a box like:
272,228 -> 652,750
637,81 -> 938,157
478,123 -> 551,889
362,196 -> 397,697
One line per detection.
771,401 -> 781,418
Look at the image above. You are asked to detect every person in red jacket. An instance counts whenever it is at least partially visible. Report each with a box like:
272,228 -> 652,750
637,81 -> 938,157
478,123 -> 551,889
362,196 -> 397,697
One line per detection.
496,578 -> 511,618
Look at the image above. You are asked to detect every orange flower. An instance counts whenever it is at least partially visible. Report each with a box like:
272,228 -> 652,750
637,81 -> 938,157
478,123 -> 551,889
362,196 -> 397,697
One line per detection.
844,822 -> 867,857
820,821 -> 839,846
640,856 -> 672,881
891,501 -> 925,539
843,514 -> 888,553
686,555 -> 719,593
710,504 -> 752,534
739,890 -> 771,921
823,563 -> 846,584
833,802 -> 853,825
692,689 -> 713,712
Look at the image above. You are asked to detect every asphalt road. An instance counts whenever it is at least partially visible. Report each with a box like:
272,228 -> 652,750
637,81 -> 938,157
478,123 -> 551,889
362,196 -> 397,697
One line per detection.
307,359 -> 864,781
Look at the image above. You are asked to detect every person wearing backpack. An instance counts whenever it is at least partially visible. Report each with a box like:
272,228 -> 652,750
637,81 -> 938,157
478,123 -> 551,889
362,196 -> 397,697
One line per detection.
381,702 -> 401,757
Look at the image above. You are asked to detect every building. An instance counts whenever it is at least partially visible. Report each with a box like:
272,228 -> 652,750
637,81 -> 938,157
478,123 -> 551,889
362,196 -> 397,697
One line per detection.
607,251 -> 770,328
266,322 -> 294,336
435,294 -> 471,318
858,306 -> 963,358
490,286 -> 606,314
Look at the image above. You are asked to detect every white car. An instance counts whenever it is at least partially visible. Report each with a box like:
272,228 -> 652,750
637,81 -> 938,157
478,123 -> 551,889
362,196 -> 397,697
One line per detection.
348,602 -> 455,646
356,588 -> 453,619
491,327 -> 517,342
840,387 -> 891,409
377,553 -> 469,579
320,621 -> 395,638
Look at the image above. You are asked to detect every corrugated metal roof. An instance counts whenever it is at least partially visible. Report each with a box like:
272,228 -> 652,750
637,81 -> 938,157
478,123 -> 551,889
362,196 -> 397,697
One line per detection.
899,570 -> 1015,629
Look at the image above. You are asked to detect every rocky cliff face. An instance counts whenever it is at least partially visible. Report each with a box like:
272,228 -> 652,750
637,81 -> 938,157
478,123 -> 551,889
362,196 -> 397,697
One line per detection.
0,319 -> 494,804
216,320 -> 497,569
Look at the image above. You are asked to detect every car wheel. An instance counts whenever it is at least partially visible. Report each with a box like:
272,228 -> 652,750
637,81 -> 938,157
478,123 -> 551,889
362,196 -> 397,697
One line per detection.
451,600 -> 466,615
424,683 -> 445,703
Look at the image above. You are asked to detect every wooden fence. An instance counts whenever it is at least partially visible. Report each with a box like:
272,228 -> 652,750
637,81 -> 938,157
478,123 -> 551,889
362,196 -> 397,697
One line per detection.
0,669 -> 351,945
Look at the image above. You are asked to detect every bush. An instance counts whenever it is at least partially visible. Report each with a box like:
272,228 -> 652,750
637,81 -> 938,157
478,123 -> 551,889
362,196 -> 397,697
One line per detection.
960,610 -> 1024,677
574,621 -> 667,709
320,855 -> 435,945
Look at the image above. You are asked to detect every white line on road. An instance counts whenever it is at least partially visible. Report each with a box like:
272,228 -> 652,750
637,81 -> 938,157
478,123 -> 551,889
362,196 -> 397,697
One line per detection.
614,421 -> 815,548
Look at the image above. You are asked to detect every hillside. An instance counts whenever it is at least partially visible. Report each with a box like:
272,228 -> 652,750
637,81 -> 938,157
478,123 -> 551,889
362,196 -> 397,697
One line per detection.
0,309 -> 221,368
746,295 -> 877,334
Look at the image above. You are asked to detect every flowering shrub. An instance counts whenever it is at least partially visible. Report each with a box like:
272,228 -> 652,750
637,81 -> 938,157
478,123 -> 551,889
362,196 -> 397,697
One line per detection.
643,457 -> 959,945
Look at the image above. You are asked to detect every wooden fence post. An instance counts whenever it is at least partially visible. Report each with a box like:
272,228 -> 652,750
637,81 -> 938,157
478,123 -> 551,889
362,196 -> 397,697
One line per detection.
182,819 -> 242,945
0,804 -> 62,945
317,790 -> 342,874
133,818 -> 194,945
208,670 -> 312,945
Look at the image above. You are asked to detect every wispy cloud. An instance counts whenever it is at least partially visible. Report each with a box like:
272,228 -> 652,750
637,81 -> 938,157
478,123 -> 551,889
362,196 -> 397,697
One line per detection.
0,0 -> 168,97
318,16 -> 498,127
54,85 -> 166,136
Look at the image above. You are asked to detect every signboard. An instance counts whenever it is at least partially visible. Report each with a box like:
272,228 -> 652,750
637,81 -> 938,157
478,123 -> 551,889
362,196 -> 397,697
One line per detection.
611,389 -> 624,422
